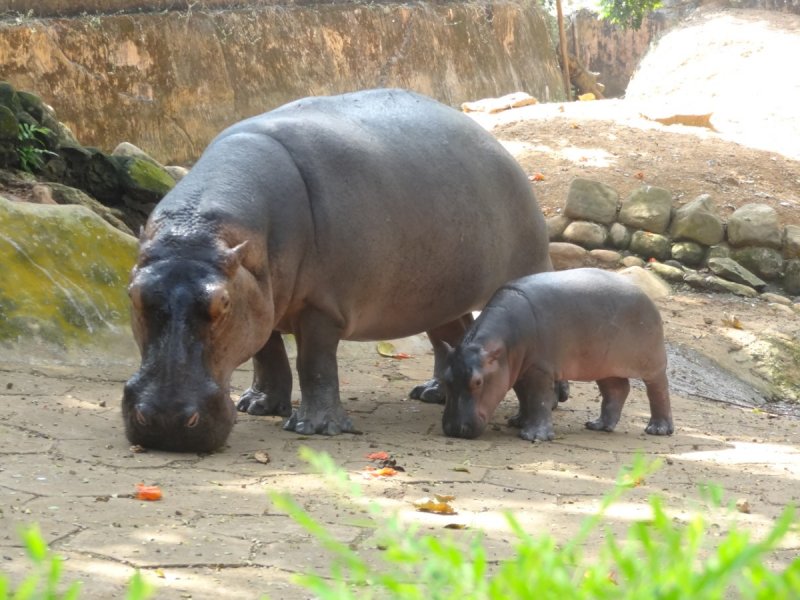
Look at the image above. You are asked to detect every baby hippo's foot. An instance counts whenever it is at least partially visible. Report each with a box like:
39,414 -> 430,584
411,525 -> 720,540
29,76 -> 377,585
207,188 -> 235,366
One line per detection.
645,417 -> 674,435
585,417 -> 617,432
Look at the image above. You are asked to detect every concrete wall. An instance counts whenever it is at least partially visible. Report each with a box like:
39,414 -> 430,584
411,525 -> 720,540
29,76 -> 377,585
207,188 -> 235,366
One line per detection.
0,1 -> 564,164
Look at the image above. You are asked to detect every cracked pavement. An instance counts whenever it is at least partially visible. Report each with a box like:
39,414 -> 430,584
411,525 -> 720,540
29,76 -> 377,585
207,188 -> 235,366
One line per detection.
1,325 -> 799,599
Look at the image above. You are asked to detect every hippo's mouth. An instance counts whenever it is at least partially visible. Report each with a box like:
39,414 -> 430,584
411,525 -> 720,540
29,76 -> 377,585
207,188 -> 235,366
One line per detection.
122,385 -> 237,453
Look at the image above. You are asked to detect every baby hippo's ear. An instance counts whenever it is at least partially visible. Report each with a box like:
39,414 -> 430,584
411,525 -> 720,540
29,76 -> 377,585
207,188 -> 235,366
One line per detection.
442,341 -> 455,356
481,340 -> 503,368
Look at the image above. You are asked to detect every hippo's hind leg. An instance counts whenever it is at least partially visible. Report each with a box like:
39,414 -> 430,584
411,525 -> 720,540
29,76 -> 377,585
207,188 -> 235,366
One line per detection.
509,370 -> 558,442
283,308 -> 355,436
236,331 -> 293,417
410,314 -> 474,404
644,372 -> 674,435
586,377 -> 629,432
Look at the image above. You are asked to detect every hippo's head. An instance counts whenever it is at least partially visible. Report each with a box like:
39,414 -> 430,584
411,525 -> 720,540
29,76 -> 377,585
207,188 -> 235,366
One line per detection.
441,341 -> 506,439
122,232 -> 272,452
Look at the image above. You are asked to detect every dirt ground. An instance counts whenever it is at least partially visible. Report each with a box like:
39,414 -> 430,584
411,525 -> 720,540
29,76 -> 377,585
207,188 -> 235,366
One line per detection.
1,6 -> 800,599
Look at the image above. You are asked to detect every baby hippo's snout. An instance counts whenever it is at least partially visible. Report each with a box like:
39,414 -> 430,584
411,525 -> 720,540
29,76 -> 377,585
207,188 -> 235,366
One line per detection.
442,407 -> 486,439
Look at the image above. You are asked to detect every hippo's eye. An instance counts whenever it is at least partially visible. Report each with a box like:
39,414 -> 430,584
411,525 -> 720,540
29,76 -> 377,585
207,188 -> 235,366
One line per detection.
208,286 -> 231,321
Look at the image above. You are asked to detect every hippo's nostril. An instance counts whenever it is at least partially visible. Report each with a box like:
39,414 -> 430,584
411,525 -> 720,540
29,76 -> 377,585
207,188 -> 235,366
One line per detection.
135,408 -> 147,426
186,412 -> 200,428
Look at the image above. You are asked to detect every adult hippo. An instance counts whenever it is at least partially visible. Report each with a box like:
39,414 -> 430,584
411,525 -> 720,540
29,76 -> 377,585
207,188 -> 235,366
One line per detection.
122,88 -> 553,452
441,268 -> 673,442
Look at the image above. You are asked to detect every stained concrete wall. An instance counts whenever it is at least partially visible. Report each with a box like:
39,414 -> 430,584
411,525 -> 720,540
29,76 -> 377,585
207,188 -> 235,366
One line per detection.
0,1 -> 564,164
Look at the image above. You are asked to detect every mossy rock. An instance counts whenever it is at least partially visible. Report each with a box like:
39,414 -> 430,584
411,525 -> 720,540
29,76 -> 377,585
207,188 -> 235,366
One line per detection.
0,105 -> 18,140
0,195 -> 137,347
113,154 -> 175,203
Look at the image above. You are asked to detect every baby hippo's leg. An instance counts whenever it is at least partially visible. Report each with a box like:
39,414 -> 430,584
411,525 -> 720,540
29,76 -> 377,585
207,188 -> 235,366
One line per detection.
586,377 -> 630,432
510,371 -> 558,441
643,372 -> 674,435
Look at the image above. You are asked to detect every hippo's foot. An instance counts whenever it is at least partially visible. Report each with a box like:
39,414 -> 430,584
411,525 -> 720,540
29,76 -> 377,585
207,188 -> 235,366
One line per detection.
519,422 -> 555,442
585,417 -> 617,432
283,407 -> 356,436
556,380 -> 570,403
409,378 -> 445,404
645,417 -> 674,436
236,388 -> 292,417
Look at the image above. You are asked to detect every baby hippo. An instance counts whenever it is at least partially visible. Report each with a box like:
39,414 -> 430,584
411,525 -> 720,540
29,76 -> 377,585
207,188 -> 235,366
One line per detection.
441,268 -> 673,441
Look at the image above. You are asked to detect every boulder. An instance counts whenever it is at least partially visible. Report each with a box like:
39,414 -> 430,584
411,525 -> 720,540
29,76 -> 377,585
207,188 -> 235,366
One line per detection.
0,195 -> 137,346
783,260 -> 800,295
549,242 -> 591,270
546,215 -> 570,241
731,246 -> 784,281
783,224 -> 800,259
608,222 -> 631,250
669,194 -> 724,245
589,249 -> 623,267
707,257 -> 766,291
564,178 -> 619,224
647,262 -> 685,282
727,203 -> 782,249
562,220 -> 608,249
618,185 -> 672,233
683,272 -> 759,297
629,230 -> 671,261
670,241 -> 706,267
621,255 -> 646,268
708,243 -> 731,261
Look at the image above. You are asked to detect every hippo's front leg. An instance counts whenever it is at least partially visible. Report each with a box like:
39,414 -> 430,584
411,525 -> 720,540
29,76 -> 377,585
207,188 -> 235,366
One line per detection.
510,370 -> 558,442
411,315 -> 474,404
283,309 -> 355,436
236,331 -> 293,417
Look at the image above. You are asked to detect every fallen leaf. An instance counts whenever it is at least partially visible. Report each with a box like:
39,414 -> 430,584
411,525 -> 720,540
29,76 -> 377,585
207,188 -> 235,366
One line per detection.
364,466 -> 399,477
130,445 -> 147,453
444,523 -> 468,530
722,315 -> 743,329
366,451 -> 390,461
578,92 -> 596,101
155,568 -> 166,578
414,497 -> 457,515
569,122 -> 580,129
644,112 -> 717,131
530,172 -> 545,182
376,341 -> 413,359
135,483 -> 163,501
736,498 -> 751,514
635,171 -> 645,180
434,493 -> 455,502
254,451 -> 271,464
452,466 -> 470,473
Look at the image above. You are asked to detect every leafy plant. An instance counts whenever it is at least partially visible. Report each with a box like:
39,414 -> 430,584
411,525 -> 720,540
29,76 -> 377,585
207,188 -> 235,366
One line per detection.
16,122 -> 56,173
598,0 -> 662,30
271,448 -> 800,599
0,525 -> 153,600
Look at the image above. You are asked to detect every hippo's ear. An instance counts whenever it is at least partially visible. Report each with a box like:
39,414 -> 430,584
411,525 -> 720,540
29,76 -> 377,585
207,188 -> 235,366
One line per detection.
222,241 -> 249,277
482,341 -> 503,367
442,341 -> 455,356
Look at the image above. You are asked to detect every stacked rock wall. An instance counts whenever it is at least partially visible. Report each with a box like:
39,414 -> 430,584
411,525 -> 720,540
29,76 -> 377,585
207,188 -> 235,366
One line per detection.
549,178 -> 800,298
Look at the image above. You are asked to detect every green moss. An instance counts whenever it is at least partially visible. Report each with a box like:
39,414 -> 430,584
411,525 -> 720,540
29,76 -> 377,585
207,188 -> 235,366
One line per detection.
125,156 -> 175,195
0,196 -> 137,347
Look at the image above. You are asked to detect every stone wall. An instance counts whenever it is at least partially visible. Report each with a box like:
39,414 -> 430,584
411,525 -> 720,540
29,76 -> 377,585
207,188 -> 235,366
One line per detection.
0,0 -> 564,164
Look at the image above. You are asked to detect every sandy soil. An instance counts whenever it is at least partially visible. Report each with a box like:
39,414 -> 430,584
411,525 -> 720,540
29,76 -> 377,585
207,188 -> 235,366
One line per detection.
1,6 -> 799,599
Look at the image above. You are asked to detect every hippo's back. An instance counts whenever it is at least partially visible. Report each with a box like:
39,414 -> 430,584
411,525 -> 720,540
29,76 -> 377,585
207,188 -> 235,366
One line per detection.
155,89 -> 552,340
